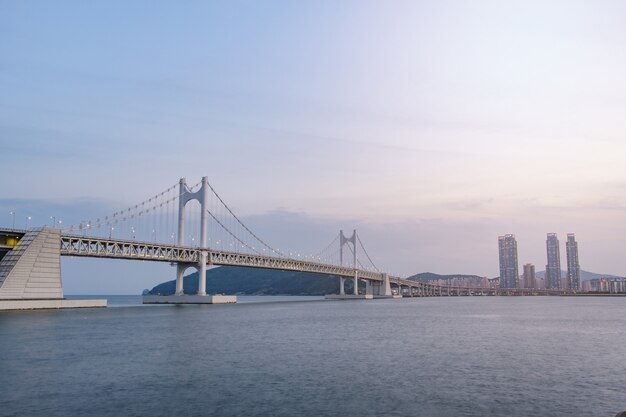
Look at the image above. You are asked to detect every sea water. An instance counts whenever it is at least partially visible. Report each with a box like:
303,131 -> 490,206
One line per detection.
1,296 -> 624,417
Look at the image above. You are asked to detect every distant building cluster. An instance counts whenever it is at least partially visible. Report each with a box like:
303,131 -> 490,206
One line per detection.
429,276 -> 489,288
497,233 -> 581,291
586,278 -> 626,294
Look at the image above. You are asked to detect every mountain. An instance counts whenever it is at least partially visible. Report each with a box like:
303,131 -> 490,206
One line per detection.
148,266 -> 350,296
535,269 -> 624,280
407,272 -> 486,282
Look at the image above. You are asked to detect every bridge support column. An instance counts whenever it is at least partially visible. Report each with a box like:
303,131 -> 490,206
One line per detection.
197,251 -> 207,296
339,277 -> 345,295
380,273 -> 392,296
353,272 -> 359,295
365,279 -> 372,295
176,264 -> 186,295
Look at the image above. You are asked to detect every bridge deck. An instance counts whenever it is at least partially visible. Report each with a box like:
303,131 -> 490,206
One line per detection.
0,229 -> 566,296
59,234 -> 384,281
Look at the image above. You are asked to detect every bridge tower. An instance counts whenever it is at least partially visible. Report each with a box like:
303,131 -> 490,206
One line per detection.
176,177 -> 210,296
339,229 -> 358,295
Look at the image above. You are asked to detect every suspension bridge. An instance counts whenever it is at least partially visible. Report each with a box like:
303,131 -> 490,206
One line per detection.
0,177 -> 563,310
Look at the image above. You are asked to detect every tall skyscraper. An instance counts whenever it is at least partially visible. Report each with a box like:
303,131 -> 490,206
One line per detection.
498,234 -> 519,289
523,263 -> 536,289
566,233 -> 581,291
545,233 -> 561,289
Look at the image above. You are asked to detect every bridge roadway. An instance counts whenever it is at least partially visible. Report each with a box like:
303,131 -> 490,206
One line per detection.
0,228 -> 565,298
59,233 -> 385,280
58,234 -> 564,297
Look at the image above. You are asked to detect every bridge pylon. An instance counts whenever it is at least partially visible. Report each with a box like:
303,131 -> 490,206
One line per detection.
340,229 -> 358,295
176,177 -> 210,296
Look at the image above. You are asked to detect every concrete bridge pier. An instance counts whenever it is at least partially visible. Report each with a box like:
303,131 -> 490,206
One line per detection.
401,285 -> 407,297
373,273 -> 395,298
365,279 -> 372,296
339,277 -> 345,295
0,228 -> 106,310
198,251 -> 207,296
175,263 -> 187,295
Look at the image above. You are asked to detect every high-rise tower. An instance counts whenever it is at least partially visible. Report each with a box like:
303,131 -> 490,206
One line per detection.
523,263 -> 536,289
498,234 -> 519,289
566,234 -> 581,291
545,233 -> 561,289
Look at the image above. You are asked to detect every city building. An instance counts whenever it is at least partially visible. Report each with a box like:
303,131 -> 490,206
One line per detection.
545,233 -> 561,289
523,263 -> 536,289
566,233 -> 581,291
589,277 -> 626,294
430,276 -> 490,288
498,234 -> 519,289
537,276 -> 546,290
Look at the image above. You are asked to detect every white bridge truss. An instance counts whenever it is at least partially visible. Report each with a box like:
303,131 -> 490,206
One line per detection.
60,234 -> 383,281
59,234 -> 563,296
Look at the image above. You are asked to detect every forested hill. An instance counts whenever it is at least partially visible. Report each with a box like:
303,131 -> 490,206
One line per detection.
148,266 -> 347,296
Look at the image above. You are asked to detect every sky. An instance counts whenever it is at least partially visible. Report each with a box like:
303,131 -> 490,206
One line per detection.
1,1 -> 626,293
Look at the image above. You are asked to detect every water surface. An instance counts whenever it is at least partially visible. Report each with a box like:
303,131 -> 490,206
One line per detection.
1,296 -> 624,417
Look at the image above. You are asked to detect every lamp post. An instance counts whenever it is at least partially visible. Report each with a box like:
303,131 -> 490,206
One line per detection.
9,211 -> 15,229
26,216 -> 32,229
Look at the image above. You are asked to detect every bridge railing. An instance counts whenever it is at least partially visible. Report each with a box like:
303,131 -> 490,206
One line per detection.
59,234 -> 384,280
